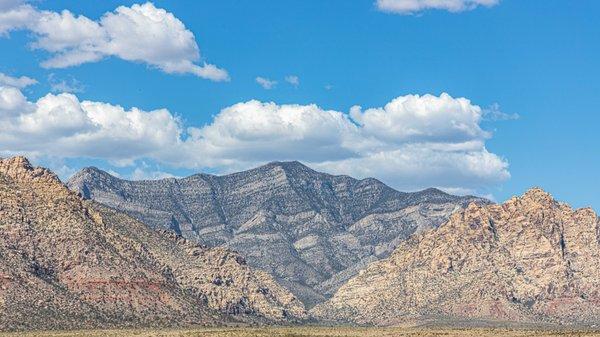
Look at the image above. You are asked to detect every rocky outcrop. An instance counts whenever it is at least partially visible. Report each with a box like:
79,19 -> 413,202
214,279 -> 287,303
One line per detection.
0,157 -> 305,331
312,188 -> 600,326
67,161 -> 486,307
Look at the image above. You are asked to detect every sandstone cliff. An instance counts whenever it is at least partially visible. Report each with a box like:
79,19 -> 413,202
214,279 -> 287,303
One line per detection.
0,157 -> 305,331
312,188 -> 600,326
67,161 -> 486,307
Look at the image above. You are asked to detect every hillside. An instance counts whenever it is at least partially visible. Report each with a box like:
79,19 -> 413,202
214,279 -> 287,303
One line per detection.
312,188 -> 600,326
0,157 -> 305,331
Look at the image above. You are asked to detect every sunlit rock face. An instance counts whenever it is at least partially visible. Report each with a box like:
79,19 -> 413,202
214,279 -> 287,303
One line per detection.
312,188 -> 600,326
0,157 -> 306,331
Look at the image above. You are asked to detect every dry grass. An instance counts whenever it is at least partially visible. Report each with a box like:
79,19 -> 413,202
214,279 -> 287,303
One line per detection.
2,327 -> 600,337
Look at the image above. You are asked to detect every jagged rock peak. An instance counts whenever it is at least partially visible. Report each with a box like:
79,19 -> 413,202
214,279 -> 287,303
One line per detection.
0,156 -> 60,184
264,160 -> 309,170
0,156 -> 35,173
0,155 -> 31,168
519,187 -> 555,203
79,166 -> 108,175
248,160 -> 318,177
71,166 -> 117,180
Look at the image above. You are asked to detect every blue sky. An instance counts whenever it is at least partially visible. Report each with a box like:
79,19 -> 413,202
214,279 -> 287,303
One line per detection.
0,0 -> 598,209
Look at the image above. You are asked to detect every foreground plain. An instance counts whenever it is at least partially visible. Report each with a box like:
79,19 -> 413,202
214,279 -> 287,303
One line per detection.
2,327 -> 600,337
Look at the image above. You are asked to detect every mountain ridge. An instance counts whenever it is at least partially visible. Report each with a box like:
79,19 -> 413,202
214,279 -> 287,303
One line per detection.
68,160 -> 488,307
75,161 -> 467,199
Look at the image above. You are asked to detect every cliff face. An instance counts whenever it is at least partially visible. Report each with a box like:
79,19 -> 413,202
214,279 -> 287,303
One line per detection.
312,188 -> 600,326
67,161 -> 486,307
0,157 -> 305,331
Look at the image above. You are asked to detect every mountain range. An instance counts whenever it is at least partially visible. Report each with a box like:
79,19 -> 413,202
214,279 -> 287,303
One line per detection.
67,161 -> 486,307
0,157 -> 305,331
2,155 -> 600,330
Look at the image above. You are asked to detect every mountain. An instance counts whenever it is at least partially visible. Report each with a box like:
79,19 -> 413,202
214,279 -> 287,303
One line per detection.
311,188 -> 600,326
0,157 -> 305,331
67,161 -> 486,307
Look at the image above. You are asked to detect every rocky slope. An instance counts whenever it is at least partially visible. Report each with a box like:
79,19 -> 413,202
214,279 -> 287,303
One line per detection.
67,161 -> 486,307
312,188 -> 600,326
0,157 -> 305,331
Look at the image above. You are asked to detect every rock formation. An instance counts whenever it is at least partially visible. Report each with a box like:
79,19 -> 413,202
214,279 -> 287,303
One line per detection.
67,161 -> 485,307
0,157 -> 305,331
312,188 -> 600,326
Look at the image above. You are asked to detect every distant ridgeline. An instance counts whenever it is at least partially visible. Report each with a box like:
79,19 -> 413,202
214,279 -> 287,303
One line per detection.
67,161 -> 486,308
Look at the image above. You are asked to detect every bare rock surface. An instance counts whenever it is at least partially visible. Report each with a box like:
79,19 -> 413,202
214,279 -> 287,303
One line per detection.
0,157 -> 305,331
312,188 -> 600,326
67,161 -> 485,307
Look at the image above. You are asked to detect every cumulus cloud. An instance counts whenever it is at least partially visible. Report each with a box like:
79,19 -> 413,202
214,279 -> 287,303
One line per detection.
376,0 -> 499,14
0,1 -> 35,33
0,87 -> 509,195
184,100 -> 360,166
0,2 -> 228,81
184,95 -> 509,192
0,86 -> 184,163
350,93 -> 490,143
255,77 -> 277,90
0,72 -> 37,88
0,86 -> 33,117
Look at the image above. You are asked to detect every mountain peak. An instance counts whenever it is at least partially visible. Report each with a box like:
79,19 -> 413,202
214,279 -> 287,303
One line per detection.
418,187 -> 448,196
518,187 -> 556,206
0,156 -> 60,185
0,155 -> 32,170
69,167 -> 122,186
78,166 -> 114,177
263,160 -> 312,172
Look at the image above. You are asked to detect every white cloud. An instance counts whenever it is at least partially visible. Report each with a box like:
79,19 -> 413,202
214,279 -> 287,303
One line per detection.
0,88 -> 184,162
349,93 -> 489,143
0,2 -> 228,81
312,145 -> 508,193
255,76 -> 277,90
285,75 -> 300,87
0,2 -> 36,34
376,0 -> 499,14
0,88 -> 509,195
0,86 -> 36,118
0,72 -> 37,88
184,100 -> 359,166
